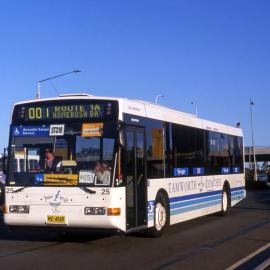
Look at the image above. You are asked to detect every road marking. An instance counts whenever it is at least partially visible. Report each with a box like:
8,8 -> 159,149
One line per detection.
254,257 -> 270,270
226,242 -> 270,270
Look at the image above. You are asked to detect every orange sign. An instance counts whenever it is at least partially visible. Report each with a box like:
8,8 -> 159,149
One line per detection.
44,174 -> 78,186
82,123 -> 103,137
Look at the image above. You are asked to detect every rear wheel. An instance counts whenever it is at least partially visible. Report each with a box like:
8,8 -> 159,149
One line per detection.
148,194 -> 169,237
221,187 -> 230,215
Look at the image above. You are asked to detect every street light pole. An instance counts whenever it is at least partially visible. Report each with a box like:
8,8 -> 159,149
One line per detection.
191,101 -> 198,116
36,81 -> 41,99
250,98 -> 257,181
155,94 -> 165,104
36,70 -> 81,99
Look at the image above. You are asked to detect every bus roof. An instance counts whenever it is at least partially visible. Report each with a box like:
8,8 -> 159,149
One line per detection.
13,94 -> 243,137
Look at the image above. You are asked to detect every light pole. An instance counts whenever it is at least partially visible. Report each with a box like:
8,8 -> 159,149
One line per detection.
191,101 -> 198,116
155,94 -> 165,104
36,70 -> 81,99
250,98 -> 257,181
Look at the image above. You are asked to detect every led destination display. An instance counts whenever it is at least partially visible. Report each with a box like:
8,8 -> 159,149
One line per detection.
25,104 -> 104,120
13,101 -> 117,123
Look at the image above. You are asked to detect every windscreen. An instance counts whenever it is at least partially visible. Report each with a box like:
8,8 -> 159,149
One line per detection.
8,100 -> 119,187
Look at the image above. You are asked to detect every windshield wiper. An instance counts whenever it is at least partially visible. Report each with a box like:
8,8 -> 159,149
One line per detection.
43,177 -> 96,194
79,186 -> 96,194
49,176 -> 96,194
13,186 -> 30,193
12,181 -> 97,195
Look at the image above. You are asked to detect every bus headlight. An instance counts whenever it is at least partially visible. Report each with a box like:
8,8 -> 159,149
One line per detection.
9,205 -> 30,214
84,207 -> 106,215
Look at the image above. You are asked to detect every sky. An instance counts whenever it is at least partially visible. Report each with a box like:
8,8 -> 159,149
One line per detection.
0,0 -> 270,151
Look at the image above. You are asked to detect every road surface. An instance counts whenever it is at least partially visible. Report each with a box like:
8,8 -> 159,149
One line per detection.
0,189 -> 270,270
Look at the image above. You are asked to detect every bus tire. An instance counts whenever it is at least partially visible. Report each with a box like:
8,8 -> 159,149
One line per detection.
148,194 -> 169,237
221,186 -> 231,215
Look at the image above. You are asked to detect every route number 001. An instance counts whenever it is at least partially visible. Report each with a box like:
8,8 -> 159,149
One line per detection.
28,107 -> 49,119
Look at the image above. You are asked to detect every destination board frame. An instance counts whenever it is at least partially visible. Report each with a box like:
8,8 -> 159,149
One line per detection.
12,99 -> 118,124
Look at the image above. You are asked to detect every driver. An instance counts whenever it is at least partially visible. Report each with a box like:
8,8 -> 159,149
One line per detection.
44,149 -> 57,172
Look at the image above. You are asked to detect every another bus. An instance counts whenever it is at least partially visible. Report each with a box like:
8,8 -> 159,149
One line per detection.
4,94 -> 245,236
0,154 -> 6,205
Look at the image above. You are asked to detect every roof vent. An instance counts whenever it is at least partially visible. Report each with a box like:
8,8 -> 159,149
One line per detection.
59,93 -> 92,97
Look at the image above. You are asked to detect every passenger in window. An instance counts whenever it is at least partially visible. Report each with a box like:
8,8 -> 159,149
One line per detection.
94,162 -> 102,174
94,162 -> 111,185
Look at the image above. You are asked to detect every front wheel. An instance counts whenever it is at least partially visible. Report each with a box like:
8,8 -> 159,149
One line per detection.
148,195 -> 169,237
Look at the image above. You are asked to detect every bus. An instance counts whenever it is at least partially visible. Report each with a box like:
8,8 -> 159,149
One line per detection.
4,94 -> 245,236
0,154 -> 6,205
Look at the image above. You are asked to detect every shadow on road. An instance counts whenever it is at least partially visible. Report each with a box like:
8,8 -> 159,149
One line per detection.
235,189 -> 270,211
0,210 -> 116,243
0,207 -> 243,243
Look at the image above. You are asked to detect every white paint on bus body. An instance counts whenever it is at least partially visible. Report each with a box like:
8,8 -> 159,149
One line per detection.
4,187 -> 126,231
147,174 -> 245,228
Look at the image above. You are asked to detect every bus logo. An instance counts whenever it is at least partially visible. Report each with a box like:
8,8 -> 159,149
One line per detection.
221,167 -> 231,174
44,190 -> 69,206
174,168 -> 189,177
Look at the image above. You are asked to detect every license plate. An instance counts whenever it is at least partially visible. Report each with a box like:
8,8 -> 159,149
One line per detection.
47,215 -> 66,224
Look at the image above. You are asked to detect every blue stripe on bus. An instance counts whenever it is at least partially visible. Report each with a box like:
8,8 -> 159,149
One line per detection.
148,186 -> 245,206
170,200 -> 221,216
231,190 -> 245,196
148,187 -> 245,205
231,194 -> 245,201
148,198 -> 222,220
231,187 -> 245,192
231,189 -> 245,193
168,186 -> 245,204
148,193 -> 244,221
147,186 -> 245,219
170,194 -> 222,209
169,190 -> 222,204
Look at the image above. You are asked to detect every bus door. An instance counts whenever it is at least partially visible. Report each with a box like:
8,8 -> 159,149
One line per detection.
125,126 -> 147,229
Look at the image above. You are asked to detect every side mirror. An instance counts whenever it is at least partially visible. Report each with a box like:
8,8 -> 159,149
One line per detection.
2,147 -> 8,175
118,122 -> 126,148
119,129 -> 126,148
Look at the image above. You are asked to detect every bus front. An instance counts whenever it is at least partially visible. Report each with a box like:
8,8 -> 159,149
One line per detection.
4,98 -> 126,231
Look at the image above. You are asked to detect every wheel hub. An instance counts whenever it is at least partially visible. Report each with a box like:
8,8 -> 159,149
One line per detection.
223,191 -> 228,211
155,202 -> 166,231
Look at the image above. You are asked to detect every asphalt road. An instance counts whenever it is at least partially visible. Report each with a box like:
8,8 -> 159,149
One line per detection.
0,190 -> 270,270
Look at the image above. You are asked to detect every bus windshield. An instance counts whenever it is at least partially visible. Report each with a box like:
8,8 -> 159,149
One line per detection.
8,122 -> 117,187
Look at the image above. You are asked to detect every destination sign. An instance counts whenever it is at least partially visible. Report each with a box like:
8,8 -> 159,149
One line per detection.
13,100 -> 118,123
23,104 -> 104,121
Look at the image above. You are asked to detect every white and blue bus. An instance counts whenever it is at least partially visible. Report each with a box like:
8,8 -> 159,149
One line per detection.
4,94 -> 245,236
